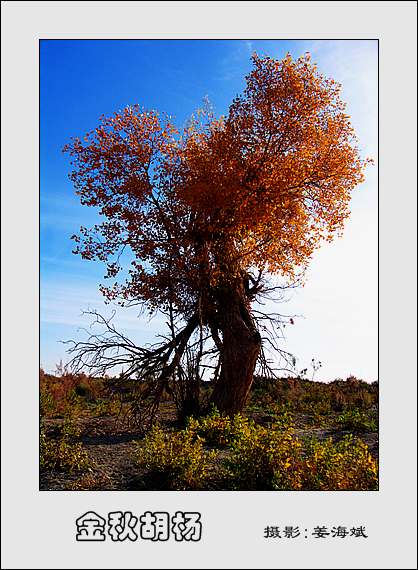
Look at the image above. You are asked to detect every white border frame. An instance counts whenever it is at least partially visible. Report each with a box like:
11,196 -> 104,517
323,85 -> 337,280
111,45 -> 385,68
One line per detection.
2,2 -> 417,568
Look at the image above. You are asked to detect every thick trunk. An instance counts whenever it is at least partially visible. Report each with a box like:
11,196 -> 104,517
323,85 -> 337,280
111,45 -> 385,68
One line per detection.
180,378 -> 201,420
209,283 -> 261,415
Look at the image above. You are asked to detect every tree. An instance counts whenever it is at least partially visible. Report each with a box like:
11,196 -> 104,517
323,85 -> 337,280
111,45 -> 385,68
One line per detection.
64,53 -> 369,420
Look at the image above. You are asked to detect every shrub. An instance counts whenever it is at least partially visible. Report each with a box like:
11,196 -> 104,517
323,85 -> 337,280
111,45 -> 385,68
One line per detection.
223,423 -> 378,491
224,423 -> 303,490
40,418 -> 90,473
335,408 -> 378,432
40,373 -> 83,418
189,407 -> 251,447
265,403 -> 295,429
132,414 -> 378,491
302,435 -> 378,490
40,389 -> 56,416
40,370 -> 107,418
249,376 -> 378,415
133,424 -> 216,490
92,397 -> 120,417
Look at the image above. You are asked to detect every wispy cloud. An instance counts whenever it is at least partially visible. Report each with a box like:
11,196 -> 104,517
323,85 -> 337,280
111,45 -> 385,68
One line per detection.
214,40 -> 254,82
41,280 -> 164,336
41,192 -> 101,233
299,40 -> 378,157
244,40 -> 253,55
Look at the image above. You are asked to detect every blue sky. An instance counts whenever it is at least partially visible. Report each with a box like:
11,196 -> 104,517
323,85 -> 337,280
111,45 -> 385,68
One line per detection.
40,39 -> 378,380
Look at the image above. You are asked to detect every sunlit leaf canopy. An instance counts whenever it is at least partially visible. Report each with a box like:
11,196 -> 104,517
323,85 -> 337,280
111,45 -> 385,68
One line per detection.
64,53 -> 369,317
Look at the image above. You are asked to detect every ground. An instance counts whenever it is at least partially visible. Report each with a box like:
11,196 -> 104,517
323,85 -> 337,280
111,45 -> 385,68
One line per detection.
40,383 -> 378,491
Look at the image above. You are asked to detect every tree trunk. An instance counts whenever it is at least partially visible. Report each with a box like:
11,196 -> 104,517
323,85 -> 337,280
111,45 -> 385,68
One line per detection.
180,377 -> 201,421
209,282 -> 261,415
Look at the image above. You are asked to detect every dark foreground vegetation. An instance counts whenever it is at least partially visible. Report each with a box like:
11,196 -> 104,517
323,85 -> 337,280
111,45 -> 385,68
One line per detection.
40,369 -> 378,491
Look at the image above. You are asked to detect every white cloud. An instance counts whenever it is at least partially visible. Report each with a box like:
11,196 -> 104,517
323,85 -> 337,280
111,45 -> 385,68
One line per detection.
41,279 -> 162,332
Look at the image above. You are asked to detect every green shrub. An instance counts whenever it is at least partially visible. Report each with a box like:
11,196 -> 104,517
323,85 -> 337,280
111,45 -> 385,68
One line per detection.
40,418 -> 90,473
223,423 -> 377,491
302,435 -> 378,490
74,384 -> 89,398
265,403 -> 295,429
188,407 -> 251,447
133,424 -> 216,490
40,390 -> 55,417
335,408 -> 377,432
92,397 -> 119,417
132,413 -> 378,491
224,423 -> 303,490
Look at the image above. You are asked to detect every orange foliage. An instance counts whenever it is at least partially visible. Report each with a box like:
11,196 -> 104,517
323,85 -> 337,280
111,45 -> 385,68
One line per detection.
64,53 -> 370,315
